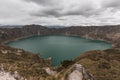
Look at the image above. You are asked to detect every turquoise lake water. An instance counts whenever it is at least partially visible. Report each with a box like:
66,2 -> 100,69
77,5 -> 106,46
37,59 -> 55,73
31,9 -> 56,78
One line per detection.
7,35 -> 112,66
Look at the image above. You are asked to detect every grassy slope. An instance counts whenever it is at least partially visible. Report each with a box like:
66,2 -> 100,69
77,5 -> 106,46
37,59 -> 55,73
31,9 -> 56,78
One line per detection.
0,45 -> 51,80
0,45 -> 120,80
74,48 -> 120,80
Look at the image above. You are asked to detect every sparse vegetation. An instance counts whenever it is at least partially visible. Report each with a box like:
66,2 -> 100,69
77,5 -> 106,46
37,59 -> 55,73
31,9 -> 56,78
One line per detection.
0,25 -> 120,80
74,48 -> 120,80
61,60 -> 75,68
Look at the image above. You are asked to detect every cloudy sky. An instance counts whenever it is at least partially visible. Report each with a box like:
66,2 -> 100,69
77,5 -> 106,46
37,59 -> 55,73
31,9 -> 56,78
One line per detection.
0,0 -> 120,26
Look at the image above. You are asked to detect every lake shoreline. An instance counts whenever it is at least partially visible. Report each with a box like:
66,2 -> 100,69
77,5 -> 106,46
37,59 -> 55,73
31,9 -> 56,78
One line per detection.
6,35 -> 112,66
4,34 -> 113,47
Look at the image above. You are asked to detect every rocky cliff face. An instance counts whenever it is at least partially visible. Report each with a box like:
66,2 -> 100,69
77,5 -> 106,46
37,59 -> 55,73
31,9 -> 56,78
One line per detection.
0,25 -> 50,43
66,26 -> 120,47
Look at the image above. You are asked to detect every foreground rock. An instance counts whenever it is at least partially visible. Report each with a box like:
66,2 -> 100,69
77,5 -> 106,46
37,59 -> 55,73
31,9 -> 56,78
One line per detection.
62,64 -> 94,80
0,64 -> 26,80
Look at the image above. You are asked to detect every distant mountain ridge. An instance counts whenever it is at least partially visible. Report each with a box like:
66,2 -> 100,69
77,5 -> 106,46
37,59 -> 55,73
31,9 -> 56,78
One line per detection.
0,25 -> 23,28
46,25 -> 69,28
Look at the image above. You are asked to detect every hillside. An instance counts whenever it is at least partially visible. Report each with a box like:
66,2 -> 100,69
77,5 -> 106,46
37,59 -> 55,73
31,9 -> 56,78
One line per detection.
0,25 -> 120,47
1,45 -> 119,80
74,48 -> 120,80
50,48 -> 119,80
0,45 -> 52,80
0,25 -> 120,80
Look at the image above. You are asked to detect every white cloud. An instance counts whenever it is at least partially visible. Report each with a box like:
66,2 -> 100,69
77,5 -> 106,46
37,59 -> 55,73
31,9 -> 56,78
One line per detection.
0,0 -> 120,26
30,0 -> 102,17
0,0 -> 39,25
102,0 -> 120,8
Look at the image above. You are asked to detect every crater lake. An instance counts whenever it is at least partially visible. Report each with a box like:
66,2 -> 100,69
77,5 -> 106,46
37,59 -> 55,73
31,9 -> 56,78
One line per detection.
6,35 -> 112,66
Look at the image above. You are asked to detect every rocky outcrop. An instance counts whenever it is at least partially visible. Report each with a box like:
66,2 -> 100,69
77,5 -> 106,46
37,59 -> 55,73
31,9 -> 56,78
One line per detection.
0,64 -> 26,80
43,67 -> 57,76
64,64 -> 94,80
